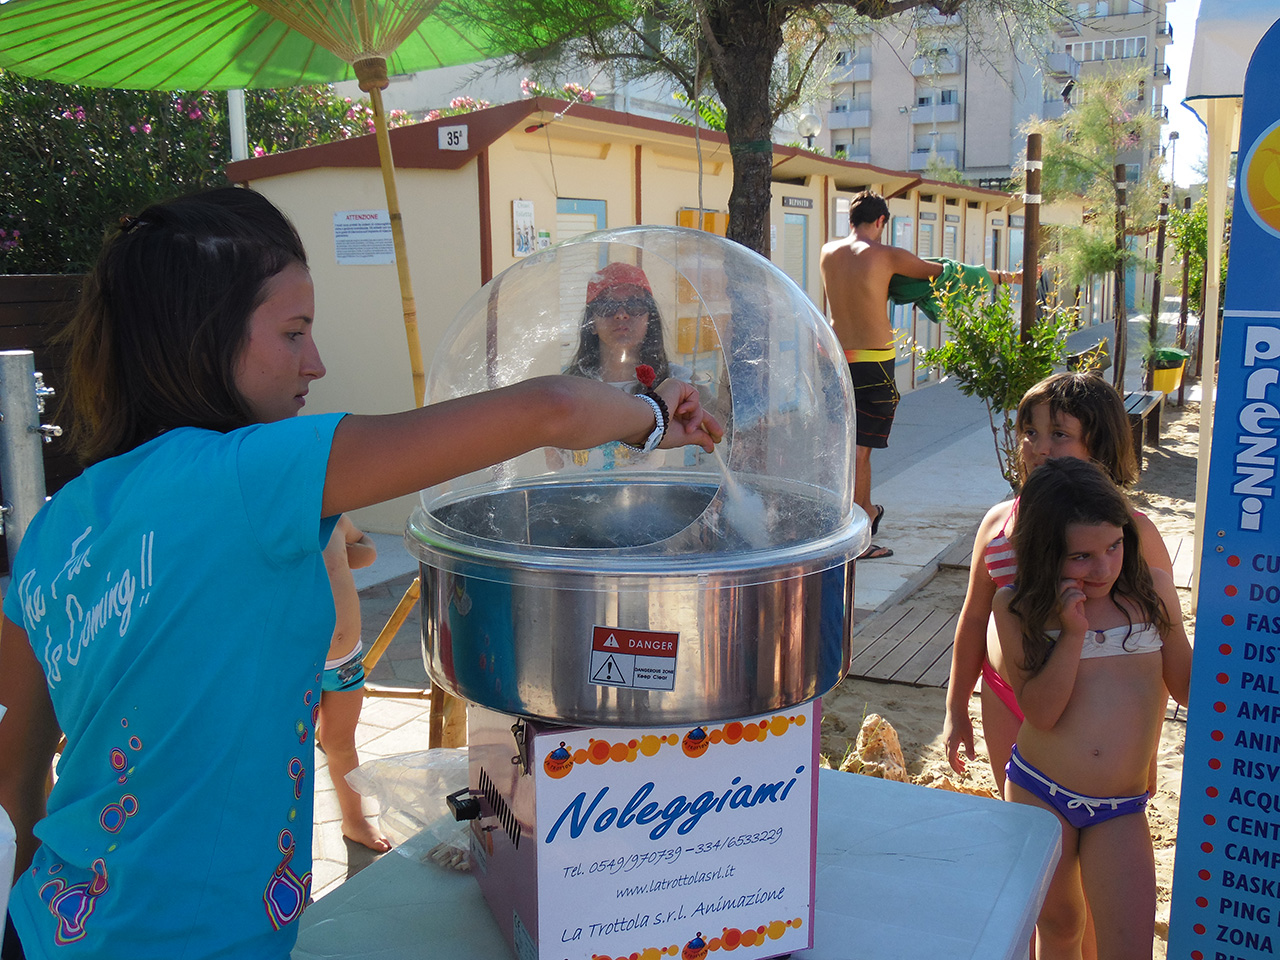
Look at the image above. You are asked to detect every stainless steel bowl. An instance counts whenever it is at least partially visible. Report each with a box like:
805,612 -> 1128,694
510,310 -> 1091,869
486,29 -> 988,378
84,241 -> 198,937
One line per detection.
407,475 -> 865,726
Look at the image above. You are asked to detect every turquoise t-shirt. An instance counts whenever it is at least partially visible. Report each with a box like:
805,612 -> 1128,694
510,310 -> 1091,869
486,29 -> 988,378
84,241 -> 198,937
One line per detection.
4,413 -> 346,959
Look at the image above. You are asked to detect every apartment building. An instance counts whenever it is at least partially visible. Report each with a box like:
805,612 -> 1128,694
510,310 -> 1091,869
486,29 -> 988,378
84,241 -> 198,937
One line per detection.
821,1 -> 1172,187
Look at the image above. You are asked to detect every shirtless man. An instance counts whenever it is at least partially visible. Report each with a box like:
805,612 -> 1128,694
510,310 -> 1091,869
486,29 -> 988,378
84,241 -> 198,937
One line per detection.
821,192 -> 948,560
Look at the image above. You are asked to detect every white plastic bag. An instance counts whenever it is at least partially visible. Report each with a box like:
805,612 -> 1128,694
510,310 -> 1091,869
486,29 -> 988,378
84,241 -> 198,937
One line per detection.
345,748 -> 471,869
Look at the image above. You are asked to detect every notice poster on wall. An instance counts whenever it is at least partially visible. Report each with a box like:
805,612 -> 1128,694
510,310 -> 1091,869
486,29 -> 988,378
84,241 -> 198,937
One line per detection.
333,210 -> 394,265
1168,19 -> 1280,960
513,199 -> 536,258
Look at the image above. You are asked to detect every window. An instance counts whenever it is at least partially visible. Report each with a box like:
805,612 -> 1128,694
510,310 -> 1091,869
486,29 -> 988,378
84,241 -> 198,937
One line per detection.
1070,36 -> 1146,61
939,88 -> 958,105
1095,1 -> 1109,15
834,143 -> 849,158
834,50 -> 850,65
917,94 -> 933,107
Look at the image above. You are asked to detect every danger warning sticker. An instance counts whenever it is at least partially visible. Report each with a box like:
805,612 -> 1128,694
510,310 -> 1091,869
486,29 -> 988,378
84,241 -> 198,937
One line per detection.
589,625 -> 678,691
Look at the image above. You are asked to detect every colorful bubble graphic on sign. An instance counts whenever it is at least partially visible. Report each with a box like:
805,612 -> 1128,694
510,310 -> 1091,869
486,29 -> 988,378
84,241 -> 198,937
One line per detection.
590,917 -> 804,960
552,714 -> 809,779
1243,120 -> 1280,238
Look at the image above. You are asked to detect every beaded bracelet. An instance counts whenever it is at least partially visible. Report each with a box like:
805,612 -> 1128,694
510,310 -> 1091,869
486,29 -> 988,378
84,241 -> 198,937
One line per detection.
621,391 -> 668,452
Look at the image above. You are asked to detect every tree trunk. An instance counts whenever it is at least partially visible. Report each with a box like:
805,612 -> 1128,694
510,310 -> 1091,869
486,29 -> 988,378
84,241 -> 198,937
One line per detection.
1112,165 -> 1128,391
704,2 -> 785,256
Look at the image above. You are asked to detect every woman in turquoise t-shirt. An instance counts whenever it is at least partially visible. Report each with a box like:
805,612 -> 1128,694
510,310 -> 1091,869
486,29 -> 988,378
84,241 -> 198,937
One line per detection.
0,188 -> 721,960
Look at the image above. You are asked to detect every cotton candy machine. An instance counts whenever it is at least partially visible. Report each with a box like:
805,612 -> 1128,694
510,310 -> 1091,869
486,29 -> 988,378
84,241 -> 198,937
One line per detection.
405,226 -> 869,960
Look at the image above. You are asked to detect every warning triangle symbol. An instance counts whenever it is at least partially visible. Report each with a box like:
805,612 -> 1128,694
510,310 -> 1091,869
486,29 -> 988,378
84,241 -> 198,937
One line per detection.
592,655 -> 625,683
604,635 -> 620,649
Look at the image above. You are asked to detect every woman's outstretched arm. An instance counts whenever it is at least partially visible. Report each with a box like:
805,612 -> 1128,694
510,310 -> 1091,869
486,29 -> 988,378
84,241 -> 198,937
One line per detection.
322,376 -> 722,517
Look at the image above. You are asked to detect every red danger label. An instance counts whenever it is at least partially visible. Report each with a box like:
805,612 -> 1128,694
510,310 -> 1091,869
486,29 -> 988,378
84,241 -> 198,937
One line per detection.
591,626 -> 679,659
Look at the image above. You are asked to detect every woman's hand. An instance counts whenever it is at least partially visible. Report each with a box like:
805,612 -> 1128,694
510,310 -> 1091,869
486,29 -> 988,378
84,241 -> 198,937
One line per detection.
654,379 -> 724,452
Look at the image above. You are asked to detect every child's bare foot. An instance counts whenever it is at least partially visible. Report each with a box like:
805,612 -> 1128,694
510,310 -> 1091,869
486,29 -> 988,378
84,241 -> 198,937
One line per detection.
342,817 -> 392,853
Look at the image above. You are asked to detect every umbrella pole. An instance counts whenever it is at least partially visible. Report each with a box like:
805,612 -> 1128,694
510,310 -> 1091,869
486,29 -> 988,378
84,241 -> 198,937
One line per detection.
357,59 -> 463,747
358,61 -> 427,408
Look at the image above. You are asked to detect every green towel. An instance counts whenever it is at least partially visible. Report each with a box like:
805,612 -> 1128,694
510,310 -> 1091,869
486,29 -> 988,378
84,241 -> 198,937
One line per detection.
888,258 -> 993,323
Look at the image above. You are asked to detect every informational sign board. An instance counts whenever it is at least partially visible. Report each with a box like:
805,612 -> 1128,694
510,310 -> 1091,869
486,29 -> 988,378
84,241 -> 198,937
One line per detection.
513,199 -> 536,258
533,703 -> 818,960
1168,18 -> 1280,960
333,210 -> 394,265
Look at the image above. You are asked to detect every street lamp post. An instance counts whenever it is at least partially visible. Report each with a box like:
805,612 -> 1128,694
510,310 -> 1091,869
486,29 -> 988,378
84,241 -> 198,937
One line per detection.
899,105 -> 912,167
798,114 -> 821,151
1167,130 -> 1180,189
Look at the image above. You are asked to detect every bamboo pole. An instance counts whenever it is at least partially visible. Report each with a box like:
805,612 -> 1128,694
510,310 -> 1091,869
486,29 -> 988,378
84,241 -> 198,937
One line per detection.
354,57 -> 462,746
356,58 -> 427,408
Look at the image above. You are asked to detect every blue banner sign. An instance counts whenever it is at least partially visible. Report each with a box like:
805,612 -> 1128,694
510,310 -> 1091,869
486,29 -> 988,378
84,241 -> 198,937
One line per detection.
1168,17 -> 1280,960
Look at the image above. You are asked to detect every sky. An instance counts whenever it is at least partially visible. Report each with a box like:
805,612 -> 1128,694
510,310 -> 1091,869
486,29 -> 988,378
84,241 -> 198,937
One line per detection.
1163,0 -> 1207,186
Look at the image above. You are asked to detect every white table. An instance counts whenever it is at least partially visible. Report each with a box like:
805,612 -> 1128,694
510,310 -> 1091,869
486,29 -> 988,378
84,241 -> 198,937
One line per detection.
294,769 -> 1059,960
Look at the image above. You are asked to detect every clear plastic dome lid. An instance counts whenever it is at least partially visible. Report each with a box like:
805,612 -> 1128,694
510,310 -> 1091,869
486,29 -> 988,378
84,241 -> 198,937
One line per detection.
414,226 -> 864,567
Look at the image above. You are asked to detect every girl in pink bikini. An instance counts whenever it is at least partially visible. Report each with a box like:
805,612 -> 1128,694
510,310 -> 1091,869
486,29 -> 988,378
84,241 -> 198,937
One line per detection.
943,373 -> 1174,787
992,457 -> 1190,958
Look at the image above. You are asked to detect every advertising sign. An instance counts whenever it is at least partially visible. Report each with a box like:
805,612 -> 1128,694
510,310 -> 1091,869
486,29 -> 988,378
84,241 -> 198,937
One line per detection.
1168,18 -> 1280,960
533,703 -> 819,960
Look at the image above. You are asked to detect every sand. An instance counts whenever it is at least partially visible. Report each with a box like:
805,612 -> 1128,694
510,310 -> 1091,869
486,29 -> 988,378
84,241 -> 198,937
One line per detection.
819,400 -> 1201,960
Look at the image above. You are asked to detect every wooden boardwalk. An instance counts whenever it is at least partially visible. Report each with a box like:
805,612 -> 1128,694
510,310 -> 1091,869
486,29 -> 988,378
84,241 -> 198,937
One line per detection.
850,530 -> 1198,690
850,603 -> 960,687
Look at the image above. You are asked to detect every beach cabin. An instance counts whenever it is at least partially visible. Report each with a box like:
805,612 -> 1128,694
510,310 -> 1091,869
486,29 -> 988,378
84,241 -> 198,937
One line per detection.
226,98 -> 1027,533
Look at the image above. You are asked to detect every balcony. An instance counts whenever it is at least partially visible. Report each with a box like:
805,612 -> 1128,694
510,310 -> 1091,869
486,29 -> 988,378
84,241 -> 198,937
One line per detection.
828,105 -> 871,130
1153,103 -> 1169,122
912,102 -> 960,124
1045,51 -> 1081,81
1153,62 -> 1171,83
910,148 -> 959,170
911,53 -> 960,76
830,61 -> 872,83
845,150 -> 872,165
1155,21 -> 1172,43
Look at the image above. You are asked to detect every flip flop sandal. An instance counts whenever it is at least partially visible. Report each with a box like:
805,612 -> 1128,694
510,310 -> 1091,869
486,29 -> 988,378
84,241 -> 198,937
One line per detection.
857,543 -> 894,561
871,504 -> 885,537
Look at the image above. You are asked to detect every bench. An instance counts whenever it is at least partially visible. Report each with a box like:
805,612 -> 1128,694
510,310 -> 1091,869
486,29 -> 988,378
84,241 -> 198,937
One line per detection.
1067,336 -> 1111,374
1124,389 -> 1164,471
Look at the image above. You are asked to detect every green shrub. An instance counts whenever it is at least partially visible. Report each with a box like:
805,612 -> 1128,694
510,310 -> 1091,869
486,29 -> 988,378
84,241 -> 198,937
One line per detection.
918,282 -> 1073,489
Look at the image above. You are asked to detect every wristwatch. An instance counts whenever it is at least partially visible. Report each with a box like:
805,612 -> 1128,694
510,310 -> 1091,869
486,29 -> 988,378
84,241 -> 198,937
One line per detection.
621,392 -> 668,453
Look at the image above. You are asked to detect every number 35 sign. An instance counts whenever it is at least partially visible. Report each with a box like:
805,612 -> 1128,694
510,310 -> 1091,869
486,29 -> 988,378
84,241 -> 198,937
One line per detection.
438,125 -> 468,151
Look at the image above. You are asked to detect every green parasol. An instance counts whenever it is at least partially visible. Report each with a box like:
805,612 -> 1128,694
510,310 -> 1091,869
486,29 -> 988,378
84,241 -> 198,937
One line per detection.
0,0 -> 499,93
0,0 -> 508,406
0,0 -> 507,746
